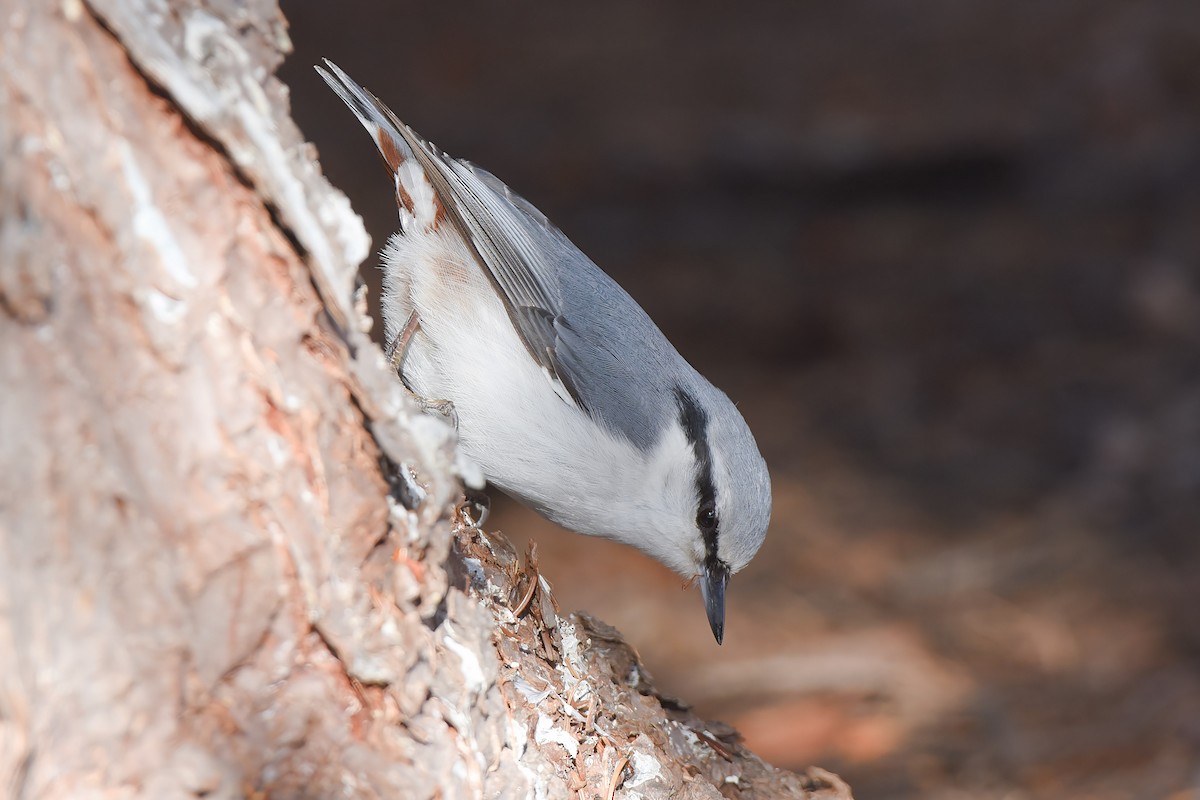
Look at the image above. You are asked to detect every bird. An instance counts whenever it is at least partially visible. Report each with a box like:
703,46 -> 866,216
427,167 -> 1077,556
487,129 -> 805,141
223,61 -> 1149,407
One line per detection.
316,60 -> 771,644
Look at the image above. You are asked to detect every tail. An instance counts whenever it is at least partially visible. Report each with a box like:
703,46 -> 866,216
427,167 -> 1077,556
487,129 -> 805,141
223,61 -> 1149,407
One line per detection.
315,59 -> 443,231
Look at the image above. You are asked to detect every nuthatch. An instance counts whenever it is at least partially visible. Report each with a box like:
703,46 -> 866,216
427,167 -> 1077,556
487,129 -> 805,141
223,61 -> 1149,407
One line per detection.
318,61 -> 771,643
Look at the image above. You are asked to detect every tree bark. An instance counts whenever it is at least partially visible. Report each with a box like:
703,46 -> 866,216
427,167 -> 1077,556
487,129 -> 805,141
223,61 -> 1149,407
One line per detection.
0,2 -> 853,798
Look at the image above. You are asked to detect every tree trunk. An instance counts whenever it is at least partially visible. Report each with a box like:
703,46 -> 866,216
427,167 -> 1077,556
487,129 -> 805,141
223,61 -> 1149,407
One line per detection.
0,2 -> 853,798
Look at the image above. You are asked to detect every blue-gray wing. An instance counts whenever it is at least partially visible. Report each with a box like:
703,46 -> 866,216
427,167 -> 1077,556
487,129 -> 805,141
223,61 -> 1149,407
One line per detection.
316,60 -> 672,449
402,137 -> 673,449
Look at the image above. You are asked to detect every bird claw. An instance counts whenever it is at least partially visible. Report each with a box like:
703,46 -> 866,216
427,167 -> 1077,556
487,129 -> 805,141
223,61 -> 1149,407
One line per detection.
419,396 -> 459,431
386,311 -> 458,430
456,488 -> 490,528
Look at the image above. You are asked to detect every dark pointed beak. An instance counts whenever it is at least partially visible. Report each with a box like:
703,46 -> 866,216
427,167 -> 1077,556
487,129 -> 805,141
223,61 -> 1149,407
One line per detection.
700,561 -> 730,644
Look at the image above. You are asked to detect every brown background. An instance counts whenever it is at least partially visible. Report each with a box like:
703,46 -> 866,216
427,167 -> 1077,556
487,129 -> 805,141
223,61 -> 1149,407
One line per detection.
282,3 -> 1200,798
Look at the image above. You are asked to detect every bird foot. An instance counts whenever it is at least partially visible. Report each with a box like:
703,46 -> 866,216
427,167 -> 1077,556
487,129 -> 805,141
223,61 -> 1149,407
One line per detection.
455,488 -> 490,528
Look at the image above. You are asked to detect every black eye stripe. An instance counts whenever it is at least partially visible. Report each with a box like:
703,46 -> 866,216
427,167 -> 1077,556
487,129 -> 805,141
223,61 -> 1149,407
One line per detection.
674,387 -> 720,557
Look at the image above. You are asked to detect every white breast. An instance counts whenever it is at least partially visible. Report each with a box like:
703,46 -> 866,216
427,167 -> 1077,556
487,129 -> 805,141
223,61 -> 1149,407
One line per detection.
380,226 -> 695,566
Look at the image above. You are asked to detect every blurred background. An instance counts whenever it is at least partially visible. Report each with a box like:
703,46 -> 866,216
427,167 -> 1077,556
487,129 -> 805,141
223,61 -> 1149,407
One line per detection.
282,2 -> 1200,798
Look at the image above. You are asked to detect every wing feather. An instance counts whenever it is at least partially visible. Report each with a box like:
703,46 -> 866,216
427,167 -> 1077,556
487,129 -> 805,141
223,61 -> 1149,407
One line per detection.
319,60 -> 669,447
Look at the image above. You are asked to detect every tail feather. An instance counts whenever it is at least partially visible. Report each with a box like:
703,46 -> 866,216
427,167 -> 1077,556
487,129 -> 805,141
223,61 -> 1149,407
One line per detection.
315,59 -> 410,172
316,59 -> 442,230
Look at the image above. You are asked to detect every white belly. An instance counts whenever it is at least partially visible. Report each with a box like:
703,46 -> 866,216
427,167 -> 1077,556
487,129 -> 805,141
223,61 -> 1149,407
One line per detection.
379,228 -> 673,540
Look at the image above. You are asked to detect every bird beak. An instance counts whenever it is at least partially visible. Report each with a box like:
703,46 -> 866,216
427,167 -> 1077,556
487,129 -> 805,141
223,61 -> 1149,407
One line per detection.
700,561 -> 730,645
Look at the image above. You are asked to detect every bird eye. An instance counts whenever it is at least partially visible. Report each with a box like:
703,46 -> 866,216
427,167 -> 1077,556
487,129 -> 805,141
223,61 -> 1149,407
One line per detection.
697,501 -> 717,532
